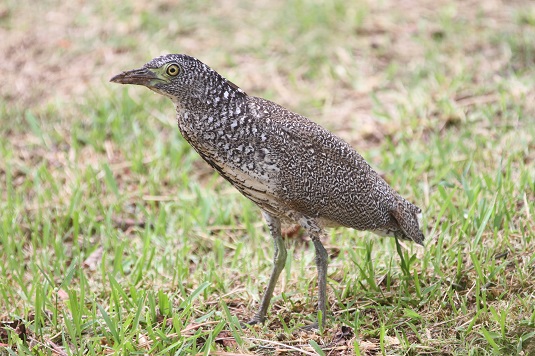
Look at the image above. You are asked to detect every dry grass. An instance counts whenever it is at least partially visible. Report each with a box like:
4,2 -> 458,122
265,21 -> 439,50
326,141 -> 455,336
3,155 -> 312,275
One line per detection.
1,0 -> 535,354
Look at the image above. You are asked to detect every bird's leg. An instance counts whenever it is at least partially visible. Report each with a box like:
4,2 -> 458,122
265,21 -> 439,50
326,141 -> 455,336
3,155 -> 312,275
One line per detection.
310,234 -> 329,329
295,215 -> 329,330
247,212 -> 287,325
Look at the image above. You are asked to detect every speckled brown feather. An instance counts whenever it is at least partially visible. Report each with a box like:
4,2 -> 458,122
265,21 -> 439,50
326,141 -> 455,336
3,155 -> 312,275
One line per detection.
114,54 -> 425,245
111,54 -> 426,326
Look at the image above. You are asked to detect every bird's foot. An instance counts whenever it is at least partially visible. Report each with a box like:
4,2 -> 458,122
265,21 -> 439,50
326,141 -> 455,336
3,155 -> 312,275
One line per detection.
299,312 -> 327,332
241,315 -> 265,328
300,322 -> 319,331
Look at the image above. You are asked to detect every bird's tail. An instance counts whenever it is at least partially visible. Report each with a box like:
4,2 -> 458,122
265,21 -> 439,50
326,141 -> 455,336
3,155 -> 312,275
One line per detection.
390,197 -> 425,245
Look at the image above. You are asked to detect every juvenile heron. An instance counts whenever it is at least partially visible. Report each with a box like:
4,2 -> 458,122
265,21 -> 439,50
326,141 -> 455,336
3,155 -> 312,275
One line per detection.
111,54 -> 425,328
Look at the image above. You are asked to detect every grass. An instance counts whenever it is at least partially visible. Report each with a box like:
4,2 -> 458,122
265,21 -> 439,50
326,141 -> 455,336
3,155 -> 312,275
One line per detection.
1,0 -> 535,354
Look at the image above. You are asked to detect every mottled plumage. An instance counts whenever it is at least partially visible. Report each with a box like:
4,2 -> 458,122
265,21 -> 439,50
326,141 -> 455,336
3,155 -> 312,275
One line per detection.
111,54 -> 425,327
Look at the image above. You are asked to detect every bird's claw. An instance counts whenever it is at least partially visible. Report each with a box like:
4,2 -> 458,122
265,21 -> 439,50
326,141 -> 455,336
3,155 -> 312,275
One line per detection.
241,316 -> 265,328
300,322 -> 320,331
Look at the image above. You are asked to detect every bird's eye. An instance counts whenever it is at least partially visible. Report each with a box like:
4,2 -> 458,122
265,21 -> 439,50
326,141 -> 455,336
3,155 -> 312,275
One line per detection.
166,64 -> 180,76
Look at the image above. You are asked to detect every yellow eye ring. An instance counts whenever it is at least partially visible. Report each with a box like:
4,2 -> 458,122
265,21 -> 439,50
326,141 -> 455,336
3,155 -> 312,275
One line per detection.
166,63 -> 180,76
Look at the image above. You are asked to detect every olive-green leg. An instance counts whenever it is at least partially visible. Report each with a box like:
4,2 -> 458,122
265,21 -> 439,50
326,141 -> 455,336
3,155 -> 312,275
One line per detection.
297,216 -> 329,330
247,212 -> 287,325
311,235 -> 328,328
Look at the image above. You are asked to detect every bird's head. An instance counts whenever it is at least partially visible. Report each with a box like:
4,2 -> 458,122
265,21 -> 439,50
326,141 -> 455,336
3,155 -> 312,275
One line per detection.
110,54 -> 245,106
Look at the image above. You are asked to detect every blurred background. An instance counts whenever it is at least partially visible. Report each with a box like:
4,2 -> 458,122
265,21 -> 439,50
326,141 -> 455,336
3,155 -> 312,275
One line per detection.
4,0 -> 533,142
1,0 -> 534,354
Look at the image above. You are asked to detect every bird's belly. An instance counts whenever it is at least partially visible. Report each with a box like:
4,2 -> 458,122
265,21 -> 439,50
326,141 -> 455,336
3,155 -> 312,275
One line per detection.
209,157 -> 284,213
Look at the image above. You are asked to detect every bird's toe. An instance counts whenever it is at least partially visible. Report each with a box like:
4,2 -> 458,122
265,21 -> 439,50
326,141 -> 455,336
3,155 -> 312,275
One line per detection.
299,322 -> 320,332
242,315 -> 265,328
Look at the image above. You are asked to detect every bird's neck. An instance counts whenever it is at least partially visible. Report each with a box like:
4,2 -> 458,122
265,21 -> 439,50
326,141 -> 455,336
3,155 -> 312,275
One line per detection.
173,83 -> 247,125
173,86 -> 248,148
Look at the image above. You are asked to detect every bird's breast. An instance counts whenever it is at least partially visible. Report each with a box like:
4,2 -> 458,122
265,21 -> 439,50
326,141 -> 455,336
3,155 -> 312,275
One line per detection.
176,110 -> 283,211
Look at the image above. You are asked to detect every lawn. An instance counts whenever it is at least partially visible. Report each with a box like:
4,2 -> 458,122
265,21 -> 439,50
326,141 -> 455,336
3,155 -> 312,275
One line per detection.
1,0 -> 534,354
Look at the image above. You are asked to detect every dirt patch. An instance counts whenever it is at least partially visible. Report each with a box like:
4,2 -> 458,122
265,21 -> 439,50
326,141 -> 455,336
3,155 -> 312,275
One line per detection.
0,1 -> 130,109
1,0 -> 532,137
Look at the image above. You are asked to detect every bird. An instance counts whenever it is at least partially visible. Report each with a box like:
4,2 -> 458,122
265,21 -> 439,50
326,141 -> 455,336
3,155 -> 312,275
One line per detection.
110,54 -> 425,328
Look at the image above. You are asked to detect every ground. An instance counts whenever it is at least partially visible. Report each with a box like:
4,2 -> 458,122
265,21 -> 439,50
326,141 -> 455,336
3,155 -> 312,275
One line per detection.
1,0 -> 535,354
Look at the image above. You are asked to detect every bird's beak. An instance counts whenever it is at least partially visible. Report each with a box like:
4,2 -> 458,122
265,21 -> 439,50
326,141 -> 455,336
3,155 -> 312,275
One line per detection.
110,68 -> 165,87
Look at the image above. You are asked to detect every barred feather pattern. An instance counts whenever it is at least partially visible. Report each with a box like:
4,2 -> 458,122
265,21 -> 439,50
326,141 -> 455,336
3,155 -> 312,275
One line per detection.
142,54 -> 425,245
